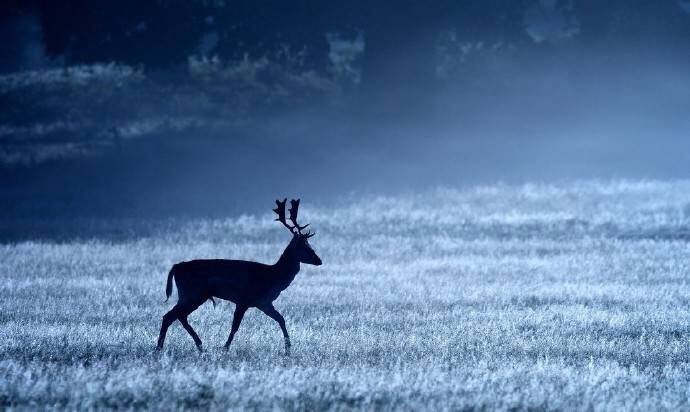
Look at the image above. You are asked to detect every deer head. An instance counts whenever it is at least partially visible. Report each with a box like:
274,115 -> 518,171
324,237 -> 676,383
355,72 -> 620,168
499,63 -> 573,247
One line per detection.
274,198 -> 322,266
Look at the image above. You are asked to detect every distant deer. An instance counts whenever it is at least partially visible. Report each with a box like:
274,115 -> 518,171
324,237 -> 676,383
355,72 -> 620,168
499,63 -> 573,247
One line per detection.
156,199 -> 322,354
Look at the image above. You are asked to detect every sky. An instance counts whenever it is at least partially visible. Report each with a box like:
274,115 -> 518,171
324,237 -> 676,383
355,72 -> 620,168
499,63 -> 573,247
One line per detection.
1,1 -> 690,228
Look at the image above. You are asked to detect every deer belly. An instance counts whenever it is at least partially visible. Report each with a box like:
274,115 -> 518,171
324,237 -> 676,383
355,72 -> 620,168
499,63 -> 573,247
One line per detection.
211,289 -> 243,303
206,276 -> 251,303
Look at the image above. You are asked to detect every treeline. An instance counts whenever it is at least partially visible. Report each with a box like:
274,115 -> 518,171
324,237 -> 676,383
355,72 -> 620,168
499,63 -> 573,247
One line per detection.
5,1 -> 690,89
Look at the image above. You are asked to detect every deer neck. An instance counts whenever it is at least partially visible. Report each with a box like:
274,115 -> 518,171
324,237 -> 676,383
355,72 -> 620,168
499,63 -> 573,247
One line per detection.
275,244 -> 300,278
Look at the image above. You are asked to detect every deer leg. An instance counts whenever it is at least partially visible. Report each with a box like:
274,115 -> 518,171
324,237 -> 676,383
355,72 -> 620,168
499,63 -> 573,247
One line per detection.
179,308 -> 203,352
224,304 -> 248,350
156,305 -> 181,350
258,304 -> 291,355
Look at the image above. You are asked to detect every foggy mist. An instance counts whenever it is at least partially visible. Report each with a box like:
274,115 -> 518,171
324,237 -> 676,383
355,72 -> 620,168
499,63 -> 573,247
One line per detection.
2,1 -> 690,229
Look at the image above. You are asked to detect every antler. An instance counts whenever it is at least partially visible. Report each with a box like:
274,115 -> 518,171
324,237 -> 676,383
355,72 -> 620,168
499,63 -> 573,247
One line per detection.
274,198 -> 296,233
289,199 -> 310,233
275,198 -> 314,236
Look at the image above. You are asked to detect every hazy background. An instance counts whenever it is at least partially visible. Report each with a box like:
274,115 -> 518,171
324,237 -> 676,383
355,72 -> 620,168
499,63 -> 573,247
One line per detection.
2,0 -> 690,238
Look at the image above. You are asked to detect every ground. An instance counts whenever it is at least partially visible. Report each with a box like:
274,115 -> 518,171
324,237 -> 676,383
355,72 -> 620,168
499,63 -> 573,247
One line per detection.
2,181 -> 690,409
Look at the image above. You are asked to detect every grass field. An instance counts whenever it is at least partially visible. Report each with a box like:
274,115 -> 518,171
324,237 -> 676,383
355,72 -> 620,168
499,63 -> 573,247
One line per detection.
2,181 -> 690,409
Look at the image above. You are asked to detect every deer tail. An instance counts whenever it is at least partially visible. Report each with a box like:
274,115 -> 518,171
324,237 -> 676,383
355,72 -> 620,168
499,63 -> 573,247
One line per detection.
165,265 -> 176,302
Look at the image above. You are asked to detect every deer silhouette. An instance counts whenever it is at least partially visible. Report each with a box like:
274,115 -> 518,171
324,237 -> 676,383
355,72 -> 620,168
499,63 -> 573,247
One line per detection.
156,198 -> 321,354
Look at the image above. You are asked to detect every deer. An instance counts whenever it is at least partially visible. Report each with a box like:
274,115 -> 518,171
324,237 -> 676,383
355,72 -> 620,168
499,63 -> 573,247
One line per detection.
156,198 -> 322,354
